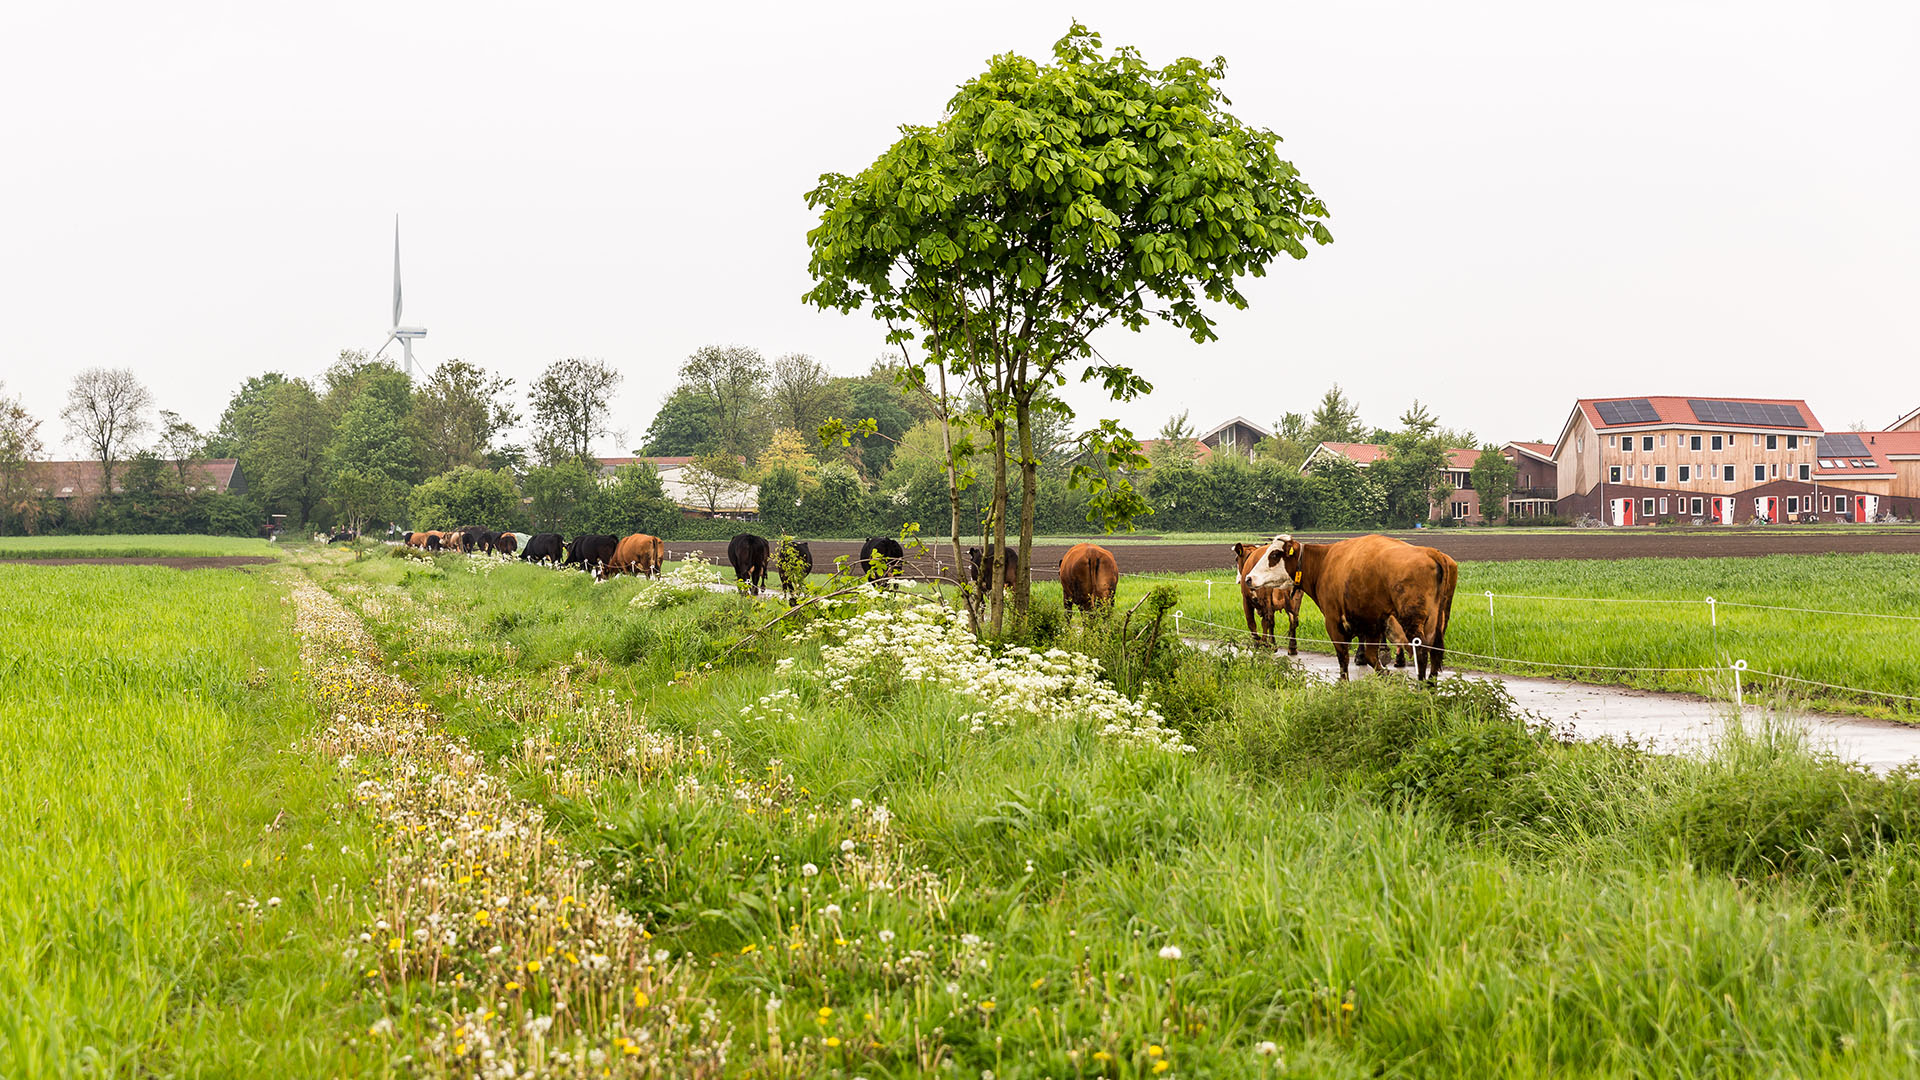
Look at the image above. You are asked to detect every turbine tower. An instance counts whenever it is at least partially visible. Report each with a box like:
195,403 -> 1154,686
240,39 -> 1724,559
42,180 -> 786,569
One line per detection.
377,216 -> 428,377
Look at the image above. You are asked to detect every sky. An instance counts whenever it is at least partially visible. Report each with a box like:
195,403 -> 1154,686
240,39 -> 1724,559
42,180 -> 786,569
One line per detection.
3,1 -> 1915,458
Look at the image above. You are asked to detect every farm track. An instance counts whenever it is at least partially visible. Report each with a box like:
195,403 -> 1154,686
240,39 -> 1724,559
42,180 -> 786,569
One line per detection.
668,527 -> 1920,578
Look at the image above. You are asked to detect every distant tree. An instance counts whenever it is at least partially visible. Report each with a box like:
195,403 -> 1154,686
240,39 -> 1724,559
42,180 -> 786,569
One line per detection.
1151,411 -> 1200,468
1307,453 -> 1386,529
640,387 -> 721,457
580,464 -> 677,536
1306,385 -> 1366,446
522,459 -> 599,532
61,367 -> 153,495
1254,411 -> 1312,471
678,345 -> 769,461
251,379 -> 332,525
757,466 -> 802,536
156,410 -> 205,486
412,359 -> 520,475
841,378 -> 914,478
759,429 -> 821,489
531,358 -> 622,466
205,372 -> 288,459
680,450 -> 750,517
795,461 -> 866,538
325,370 -> 416,533
768,353 -> 835,437
0,384 -> 47,533
320,350 -> 398,423
1470,446 -> 1517,523
408,466 -> 522,531
1371,403 -> 1453,526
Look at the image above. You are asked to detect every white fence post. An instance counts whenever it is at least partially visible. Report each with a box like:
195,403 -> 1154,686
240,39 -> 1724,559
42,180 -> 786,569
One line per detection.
1731,658 -> 1746,709
1706,596 -> 1717,628
1174,609 -> 1184,636
1485,590 -> 1497,654
1205,580 -> 1213,601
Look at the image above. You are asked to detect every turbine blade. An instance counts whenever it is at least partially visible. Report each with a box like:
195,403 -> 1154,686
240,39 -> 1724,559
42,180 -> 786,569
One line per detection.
373,331 -> 397,359
392,215 -> 403,328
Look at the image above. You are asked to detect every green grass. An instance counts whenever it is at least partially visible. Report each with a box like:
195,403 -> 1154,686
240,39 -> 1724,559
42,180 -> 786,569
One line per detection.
1112,553 -> 1920,719
311,547 -> 1920,1077
0,565 -> 387,1076
0,534 -> 278,559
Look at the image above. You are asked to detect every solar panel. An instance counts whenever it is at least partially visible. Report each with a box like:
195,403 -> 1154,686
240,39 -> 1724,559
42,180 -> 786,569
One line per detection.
1687,399 -> 1807,428
1819,433 -> 1868,457
1595,398 -> 1660,425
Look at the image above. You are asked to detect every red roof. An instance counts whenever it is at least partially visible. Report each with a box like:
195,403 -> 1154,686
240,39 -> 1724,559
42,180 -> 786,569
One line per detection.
1313,442 -> 1482,471
1138,438 -> 1213,464
27,458 -> 242,497
1577,396 -> 1824,432
1814,431 -> 1920,477
1506,441 -> 1555,461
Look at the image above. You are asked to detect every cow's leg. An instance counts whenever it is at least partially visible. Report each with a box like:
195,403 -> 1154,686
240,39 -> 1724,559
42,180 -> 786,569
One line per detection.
1261,604 -> 1277,651
1328,615 -> 1350,679
1242,590 -> 1261,646
1285,594 -> 1300,656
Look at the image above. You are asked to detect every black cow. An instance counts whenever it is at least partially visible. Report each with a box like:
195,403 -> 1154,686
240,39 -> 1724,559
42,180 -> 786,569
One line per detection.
565,534 -> 620,579
460,526 -> 489,554
858,536 -> 906,586
728,533 -> 771,596
491,532 -> 519,556
967,545 -> 1016,589
327,530 -> 357,544
520,532 -> 565,565
776,538 -> 813,602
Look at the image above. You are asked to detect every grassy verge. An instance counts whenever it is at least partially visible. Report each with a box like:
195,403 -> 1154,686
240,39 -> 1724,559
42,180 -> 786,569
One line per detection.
0,534 -> 279,559
0,564 -> 384,1075
309,547 -> 1920,1077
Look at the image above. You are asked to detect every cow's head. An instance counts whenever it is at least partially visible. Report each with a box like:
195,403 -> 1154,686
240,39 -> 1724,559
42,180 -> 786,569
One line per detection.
1243,534 -> 1300,590
1231,542 -> 1250,583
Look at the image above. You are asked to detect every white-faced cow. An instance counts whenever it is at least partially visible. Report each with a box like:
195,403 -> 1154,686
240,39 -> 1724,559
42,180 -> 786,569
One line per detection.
1243,533 -> 1456,681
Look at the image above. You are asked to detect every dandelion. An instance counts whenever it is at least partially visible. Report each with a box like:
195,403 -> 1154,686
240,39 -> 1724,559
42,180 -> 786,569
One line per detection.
822,903 -> 842,919
801,863 -> 819,877
1093,1051 -> 1111,1062
841,838 -> 857,853
1148,1045 -> 1164,1058
825,1036 -> 842,1048
879,930 -> 896,944
266,896 -> 282,908
633,988 -> 649,1008
1255,1041 -> 1279,1057
1159,945 -> 1183,961
1152,1061 -> 1170,1074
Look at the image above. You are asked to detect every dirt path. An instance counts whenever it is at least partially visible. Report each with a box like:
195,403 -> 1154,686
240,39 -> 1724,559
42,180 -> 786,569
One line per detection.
2,555 -> 280,569
1273,648 -> 1920,774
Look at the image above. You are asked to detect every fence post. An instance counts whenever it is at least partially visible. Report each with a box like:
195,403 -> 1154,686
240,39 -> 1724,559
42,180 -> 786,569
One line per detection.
1706,596 -> 1716,628
1174,609 -> 1184,637
1205,580 -> 1213,601
1485,590 -> 1497,654
1731,657 -> 1746,709
1410,637 -> 1422,674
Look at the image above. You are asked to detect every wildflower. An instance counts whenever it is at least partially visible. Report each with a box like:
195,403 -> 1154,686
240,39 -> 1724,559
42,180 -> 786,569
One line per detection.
1153,1061 -> 1170,1074
879,930 -> 895,943
1093,1051 -> 1111,1062
801,863 -> 819,877
825,1036 -> 842,1048
822,903 -> 842,919
267,896 -> 282,908
1341,1001 -> 1355,1013
1159,945 -> 1183,961
634,988 -> 649,1008
818,1006 -> 834,1020
1148,1045 -> 1165,1058
1255,1041 -> 1279,1057
526,959 -> 542,973
840,839 -> 857,853
978,1001 -> 996,1013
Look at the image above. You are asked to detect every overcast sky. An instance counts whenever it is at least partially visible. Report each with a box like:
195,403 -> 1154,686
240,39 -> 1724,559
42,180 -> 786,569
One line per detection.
3,1 -> 1914,458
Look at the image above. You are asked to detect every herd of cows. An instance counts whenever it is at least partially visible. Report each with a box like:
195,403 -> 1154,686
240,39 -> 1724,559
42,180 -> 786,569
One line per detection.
396,527 -> 1457,682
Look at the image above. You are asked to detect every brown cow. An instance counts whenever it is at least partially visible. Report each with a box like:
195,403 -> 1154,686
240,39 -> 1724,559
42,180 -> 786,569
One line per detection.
1232,542 -> 1304,654
1058,543 -> 1118,614
1244,533 -> 1456,681
608,533 -> 666,578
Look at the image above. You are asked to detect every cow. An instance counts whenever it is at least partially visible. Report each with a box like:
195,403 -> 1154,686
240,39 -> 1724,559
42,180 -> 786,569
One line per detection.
776,538 -> 813,602
857,537 -> 906,586
728,533 -> 771,596
1243,533 -> 1457,681
490,532 -> 519,557
1232,541 -> 1303,655
424,531 -> 445,552
968,546 -> 1017,590
565,534 -> 620,579
508,532 -> 533,552
327,530 -> 357,544
1058,543 -> 1118,614
520,532 -> 565,565
609,533 -> 667,578
459,526 -> 489,554
404,531 -> 427,549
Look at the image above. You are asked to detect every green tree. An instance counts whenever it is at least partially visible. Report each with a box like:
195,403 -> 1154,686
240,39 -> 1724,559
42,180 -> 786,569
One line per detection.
0,383 -> 46,534
768,353 -> 836,437
841,378 -> 915,478
806,23 -> 1330,628
325,370 -> 417,533
408,466 -> 523,531
1254,411 -> 1312,471
1470,446 -> 1517,524
680,451 -> 750,517
1307,385 -> 1366,446
61,367 -> 152,497
531,358 -> 622,466
579,464 -> 677,537
677,345 -> 769,462
251,379 -> 332,526
320,350 -> 395,424
412,359 -> 520,475
1151,411 -> 1200,469
641,387 -> 720,456
155,410 -> 205,486
1371,403 -> 1453,527
757,467 -> 802,536
522,459 -> 598,532
206,372 -> 288,459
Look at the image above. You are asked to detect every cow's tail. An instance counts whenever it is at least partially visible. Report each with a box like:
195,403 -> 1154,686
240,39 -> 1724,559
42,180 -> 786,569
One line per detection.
1429,551 -> 1458,676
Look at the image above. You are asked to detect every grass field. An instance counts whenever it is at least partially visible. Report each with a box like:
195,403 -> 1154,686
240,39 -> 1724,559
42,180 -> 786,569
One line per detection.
293,547 -> 1920,1076
1108,553 -> 1920,718
0,534 -> 278,559
0,564 -> 384,1075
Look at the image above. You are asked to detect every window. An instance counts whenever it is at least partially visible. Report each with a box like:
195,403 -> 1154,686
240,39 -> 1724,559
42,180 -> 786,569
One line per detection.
1642,436 -> 1654,451
1641,464 -> 1649,479
1724,464 -> 1735,482
1622,438 -> 1633,453
1819,458 -> 1834,468
1659,497 -> 1670,514
1691,497 -> 1704,515
1609,465 -> 1622,483
1754,434 -> 1763,446
1771,463 -> 1778,479
1754,464 -> 1766,482
1765,434 -> 1777,450
1679,465 -> 1691,482
1788,435 -> 1798,449
1690,434 -> 1702,451
1642,498 -> 1656,516
1576,436 -> 1584,453
1655,465 -> 1667,483
1787,496 -> 1799,514
1822,494 -> 1832,512
1797,463 -> 1810,481
1607,435 -> 1616,446
1712,434 -> 1724,451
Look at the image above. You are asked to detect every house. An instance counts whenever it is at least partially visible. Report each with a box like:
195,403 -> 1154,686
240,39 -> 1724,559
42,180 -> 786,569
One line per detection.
1197,417 -> 1269,462
27,458 -> 246,498
1892,405 -> 1920,433
1503,442 -> 1558,519
595,456 -> 757,517
1137,438 -> 1213,465
1545,395 -> 1918,524
1812,430 -> 1920,521
1300,441 -> 1487,522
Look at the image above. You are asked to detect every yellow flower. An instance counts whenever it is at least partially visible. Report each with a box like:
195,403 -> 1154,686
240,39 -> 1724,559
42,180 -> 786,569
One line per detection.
817,1006 -> 834,1020
506,981 -> 522,991
1152,1061 -> 1170,1074
1341,1001 -> 1355,1013
633,988 -> 650,1009
978,1001 -> 996,1013
740,943 -> 757,954
1030,977 -> 1045,990
1148,1045 -> 1164,1058
526,959 -> 542,973
824,1036 -> 842,1048
834,937 -> 847,946
1093,1051 -> 1111,1062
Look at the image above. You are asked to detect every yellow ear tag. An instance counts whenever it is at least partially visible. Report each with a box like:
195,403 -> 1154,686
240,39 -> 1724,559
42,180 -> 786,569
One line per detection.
1293,570 -> 1302,583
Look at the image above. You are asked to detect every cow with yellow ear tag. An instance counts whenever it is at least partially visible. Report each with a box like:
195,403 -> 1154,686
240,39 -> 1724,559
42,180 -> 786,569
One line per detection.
1245,533 -> 1455,681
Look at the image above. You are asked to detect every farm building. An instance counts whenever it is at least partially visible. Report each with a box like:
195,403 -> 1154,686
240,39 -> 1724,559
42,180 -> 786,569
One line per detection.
1197,417 -> 1268,462
1136,437 -> 1213,465
26,458 -> 246,498
595,456 -> 757,517
1503,442 -> 1558,519
1300,441 -> 1488,522
1892,405 -> 1920,433
1548,396 -> 1916,524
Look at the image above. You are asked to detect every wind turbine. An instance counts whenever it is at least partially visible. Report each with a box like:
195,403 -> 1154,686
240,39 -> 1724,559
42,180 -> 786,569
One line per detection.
375,215 -> 428,377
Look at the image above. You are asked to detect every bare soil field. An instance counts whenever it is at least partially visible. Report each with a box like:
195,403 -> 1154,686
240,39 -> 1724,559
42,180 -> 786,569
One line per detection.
669,528 -> 1920,578
5,556 -> 281,569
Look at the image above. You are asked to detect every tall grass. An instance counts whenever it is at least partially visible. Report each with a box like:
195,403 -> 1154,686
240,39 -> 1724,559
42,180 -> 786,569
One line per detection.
0,565 -> 385,1075
0,534 -> 278,558
322,548 -> 1920,1077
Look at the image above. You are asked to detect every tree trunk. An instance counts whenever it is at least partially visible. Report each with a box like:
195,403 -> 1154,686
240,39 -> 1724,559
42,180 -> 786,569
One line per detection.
1014,388 -> 1036,621
934,361 -> 977,633
987,414 -> 1009,636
